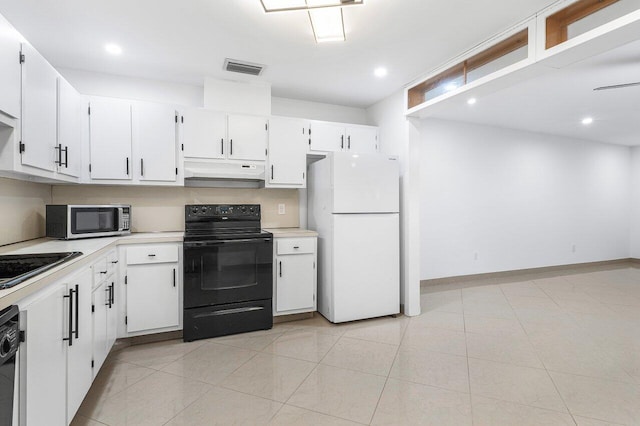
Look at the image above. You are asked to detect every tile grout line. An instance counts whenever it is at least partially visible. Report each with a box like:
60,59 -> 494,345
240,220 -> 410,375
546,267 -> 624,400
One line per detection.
367,317 -> 410,425
532,278 -> 640,386
461,287 -> 475,426
499,283 -> 576,423
279,319 -> 345,412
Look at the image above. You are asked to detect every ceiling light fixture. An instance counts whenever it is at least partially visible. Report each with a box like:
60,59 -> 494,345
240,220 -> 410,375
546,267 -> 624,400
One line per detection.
104,43 -> 122,55
260,0 -> 364,43
374,67 -> 388,78
581,117 -> 594,125
467,98 -> 477,105
260,0 -> 363,13
309,7 -> 345,42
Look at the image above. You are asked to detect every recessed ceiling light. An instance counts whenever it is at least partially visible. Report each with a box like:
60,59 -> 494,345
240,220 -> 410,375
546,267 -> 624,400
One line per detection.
581,117 -> 594,125
374,67 -> 388,78
467,98 -> 477,105
105,43 -> 122,55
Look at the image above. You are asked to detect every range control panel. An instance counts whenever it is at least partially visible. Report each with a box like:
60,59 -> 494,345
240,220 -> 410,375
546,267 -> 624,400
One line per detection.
185,204 -> 261,219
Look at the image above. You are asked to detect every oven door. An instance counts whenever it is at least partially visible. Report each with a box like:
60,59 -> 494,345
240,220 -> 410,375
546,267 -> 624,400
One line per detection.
183,237 -> 273,309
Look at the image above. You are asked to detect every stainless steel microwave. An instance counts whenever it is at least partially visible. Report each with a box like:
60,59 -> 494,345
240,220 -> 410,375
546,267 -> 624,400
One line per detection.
46,205 -> 131,240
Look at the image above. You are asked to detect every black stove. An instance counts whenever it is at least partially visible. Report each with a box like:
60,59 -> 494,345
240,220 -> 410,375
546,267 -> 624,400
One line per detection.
183,204 -> 273,341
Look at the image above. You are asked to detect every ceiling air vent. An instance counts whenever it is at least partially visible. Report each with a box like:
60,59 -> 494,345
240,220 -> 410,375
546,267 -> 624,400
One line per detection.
223,59 -> 265,76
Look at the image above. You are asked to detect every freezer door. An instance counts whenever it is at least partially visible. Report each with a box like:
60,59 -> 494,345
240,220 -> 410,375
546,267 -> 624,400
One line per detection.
331,213 -> 400,322
332,153 -> 399,213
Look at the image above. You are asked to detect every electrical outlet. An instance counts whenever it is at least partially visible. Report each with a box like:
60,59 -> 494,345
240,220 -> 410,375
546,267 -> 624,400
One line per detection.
278,204 -> 286,215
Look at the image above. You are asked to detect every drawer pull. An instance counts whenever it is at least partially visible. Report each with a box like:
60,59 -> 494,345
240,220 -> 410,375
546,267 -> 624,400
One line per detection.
293,246 -> 300,249
148,254 -> 156,257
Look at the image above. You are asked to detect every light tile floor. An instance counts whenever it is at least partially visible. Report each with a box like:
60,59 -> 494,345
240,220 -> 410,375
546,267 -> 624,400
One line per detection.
74,265 -> 640,425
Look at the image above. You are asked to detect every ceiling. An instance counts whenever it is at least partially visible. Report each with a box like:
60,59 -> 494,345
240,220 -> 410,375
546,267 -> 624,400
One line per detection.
425,38 -> 640,146
0,0 -> 557,108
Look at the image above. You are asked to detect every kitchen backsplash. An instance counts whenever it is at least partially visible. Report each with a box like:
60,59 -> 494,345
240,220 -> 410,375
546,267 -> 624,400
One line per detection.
51,185 -> 299,232
0,177 -> 52,246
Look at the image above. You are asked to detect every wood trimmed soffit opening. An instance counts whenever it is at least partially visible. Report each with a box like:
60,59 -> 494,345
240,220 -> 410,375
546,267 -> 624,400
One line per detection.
407,29 -> 528,110
546,0 -> 620,49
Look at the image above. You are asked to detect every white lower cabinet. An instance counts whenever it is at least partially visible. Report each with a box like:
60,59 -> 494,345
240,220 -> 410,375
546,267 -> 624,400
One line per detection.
91,250 -> 118,374
125,243 -> 181,334
18,267 -> 93,426
273,236 -> 317,316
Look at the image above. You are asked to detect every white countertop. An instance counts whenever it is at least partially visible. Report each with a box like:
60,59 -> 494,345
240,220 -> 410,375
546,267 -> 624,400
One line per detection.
264,228 -> 318,238
0,232 -> 184,310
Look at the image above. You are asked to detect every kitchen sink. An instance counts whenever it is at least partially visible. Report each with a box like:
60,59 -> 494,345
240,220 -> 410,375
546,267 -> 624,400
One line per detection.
0,252 -> 83,289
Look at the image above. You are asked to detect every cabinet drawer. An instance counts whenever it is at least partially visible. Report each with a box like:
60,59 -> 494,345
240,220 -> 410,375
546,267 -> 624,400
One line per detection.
127,244 -> 179,265
106,249 -> 119,272
276,238 -> 315,255
92,258 -> 108,288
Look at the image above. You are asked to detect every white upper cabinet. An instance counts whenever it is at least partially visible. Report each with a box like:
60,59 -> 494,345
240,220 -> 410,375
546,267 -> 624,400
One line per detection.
346,125 -> 379,154
309,121 -> 379,154
309,121 -> 345,152
227,114 -> 268,161
20,43 -> 58,172
0,15 -> 20,118
266,117 -> 307,188
89,97 -> 132,180
133,101 -> 178,182
57,77 -> 83,178
182,108 -> 226,159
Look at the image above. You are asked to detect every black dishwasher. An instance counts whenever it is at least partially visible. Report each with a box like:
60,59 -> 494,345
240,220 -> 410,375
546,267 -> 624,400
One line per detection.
0,305 -> 19,426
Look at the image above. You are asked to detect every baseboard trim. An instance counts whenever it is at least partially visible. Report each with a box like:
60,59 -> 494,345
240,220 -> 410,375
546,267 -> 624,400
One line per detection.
421,258 -> 636,288
274,312 -> 314,324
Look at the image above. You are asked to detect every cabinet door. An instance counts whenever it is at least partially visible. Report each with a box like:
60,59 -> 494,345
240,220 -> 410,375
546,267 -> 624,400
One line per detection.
57,77 -> 83,177
227,114 -> 267,161
20,283 -> 68,426
309,121 -> 345,153
66,268 -> 93,422
134,102 -> 177,182
89,97 -> 132,180
276,254 -> 316,313
0,15 -> 20,118
106,277 -> 118,348
20,43 -> 58,172
92,281 -> 109,375
346,125 -> 378,154
266,117 -> 307,187
182,108 -> 226,159
127,263 -> 179,333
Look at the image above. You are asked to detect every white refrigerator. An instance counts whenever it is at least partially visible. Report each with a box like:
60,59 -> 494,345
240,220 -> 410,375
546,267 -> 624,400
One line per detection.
308,152 -> 400,323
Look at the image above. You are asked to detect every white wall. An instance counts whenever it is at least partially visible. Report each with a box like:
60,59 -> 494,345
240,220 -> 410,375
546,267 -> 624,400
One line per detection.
205,78 -> 271,116
421,119 -> 631,280
273,96 -> 368,125
58,68 -> 203,107
367,91 -> 421,316
630,146 -> 640,258
0,177 -> 51,246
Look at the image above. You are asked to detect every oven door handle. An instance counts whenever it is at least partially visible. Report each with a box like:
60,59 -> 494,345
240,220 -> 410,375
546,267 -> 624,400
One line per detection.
184,239 -> 271,247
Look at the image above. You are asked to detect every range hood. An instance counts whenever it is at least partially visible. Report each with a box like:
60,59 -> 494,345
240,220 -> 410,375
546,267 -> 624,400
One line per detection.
184,159 -> 265,182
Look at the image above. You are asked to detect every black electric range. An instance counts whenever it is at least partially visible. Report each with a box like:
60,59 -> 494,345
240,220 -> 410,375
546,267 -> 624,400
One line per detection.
183,204 -> 273,342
